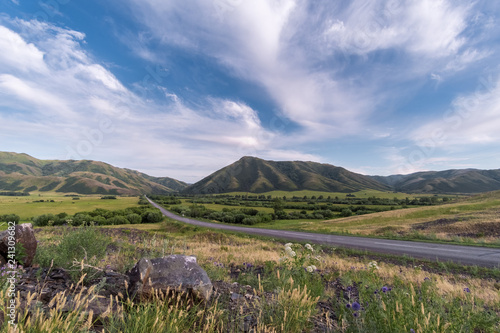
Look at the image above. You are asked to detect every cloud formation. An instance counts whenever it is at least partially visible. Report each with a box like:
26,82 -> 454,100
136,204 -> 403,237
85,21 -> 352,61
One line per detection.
0,17 -> 316,181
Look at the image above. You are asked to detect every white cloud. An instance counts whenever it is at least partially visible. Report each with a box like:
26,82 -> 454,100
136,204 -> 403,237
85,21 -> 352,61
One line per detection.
322,0 -> 470,58
411,74 -> 500,147
0,18 -> 306,182
0,25 -> 47,73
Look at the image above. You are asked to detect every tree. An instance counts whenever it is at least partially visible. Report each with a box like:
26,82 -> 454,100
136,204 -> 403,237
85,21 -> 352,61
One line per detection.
272,198 -> 284,214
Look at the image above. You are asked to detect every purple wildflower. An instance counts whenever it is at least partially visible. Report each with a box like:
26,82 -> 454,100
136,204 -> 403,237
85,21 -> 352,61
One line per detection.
352,302 -> 361,311
353,312 -> 358,317
382,286 -> 388,293
464,287 -> 470,293
346,304 -> 351,309
410,329 -> 415,333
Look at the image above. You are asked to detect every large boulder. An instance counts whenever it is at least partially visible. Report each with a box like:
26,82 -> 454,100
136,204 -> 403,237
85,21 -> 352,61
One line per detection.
0,223 -> 37,266
127,255 -> 213,302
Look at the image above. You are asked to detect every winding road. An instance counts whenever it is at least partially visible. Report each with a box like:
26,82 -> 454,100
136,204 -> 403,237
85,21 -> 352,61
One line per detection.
147,197 -> 500,268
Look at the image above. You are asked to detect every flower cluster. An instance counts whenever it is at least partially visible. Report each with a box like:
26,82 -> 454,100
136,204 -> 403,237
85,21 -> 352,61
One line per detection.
242,262 -> 254,269
280,242 -> 319,273
368,261 -> 379,271
284,243 -> 296,258
306,265 -> 317,272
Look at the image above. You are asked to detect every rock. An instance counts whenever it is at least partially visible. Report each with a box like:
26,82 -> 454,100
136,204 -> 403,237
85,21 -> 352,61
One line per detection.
230,292 -> 242,301
0,223 -> 37,266
88,271 -> 130,299
127,255 -> 213,302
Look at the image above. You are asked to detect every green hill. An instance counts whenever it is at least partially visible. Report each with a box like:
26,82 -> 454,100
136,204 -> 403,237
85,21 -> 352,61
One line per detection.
183,156 -> 391,194
0,152 -> 188,195
372,169 -> 500,194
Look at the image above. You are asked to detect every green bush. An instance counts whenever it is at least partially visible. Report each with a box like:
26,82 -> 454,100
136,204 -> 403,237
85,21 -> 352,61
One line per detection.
126,213 -> 142,224
0,214 -> 20,223
34,226 -> 111,282
107,216 -> 129,225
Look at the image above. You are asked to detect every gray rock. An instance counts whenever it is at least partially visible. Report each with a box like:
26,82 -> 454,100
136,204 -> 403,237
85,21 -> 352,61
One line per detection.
127,255 -> 213,302
0,223 -> 37,266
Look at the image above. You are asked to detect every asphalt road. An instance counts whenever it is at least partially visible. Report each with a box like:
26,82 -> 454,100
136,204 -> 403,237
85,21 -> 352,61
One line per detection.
147,197 -> 500,268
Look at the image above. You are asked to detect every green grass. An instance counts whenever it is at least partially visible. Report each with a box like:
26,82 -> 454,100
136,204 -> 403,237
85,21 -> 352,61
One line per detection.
225,189 -> 436,199
0,193 -> 140,221
7,223 -> 498,332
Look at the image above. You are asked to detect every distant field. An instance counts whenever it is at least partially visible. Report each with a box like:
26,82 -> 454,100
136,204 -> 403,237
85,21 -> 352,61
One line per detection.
225,189 -> 448,199
241,192 -> 500,246
0,193 -> 140,221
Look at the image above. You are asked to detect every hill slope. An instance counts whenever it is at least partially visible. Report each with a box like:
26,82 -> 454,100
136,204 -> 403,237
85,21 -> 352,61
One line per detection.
0,152 -> 188,195
372,169 -> 500,194
183,156 -> 391,194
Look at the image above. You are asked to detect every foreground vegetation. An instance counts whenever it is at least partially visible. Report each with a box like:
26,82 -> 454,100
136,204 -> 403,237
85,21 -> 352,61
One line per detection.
1,220 -> 499,332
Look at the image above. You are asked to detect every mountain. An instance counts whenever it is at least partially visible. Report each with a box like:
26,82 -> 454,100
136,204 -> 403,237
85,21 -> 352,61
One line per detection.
0,152 -> 188,195
183,156 -> 391,194
372,169 -> 500,194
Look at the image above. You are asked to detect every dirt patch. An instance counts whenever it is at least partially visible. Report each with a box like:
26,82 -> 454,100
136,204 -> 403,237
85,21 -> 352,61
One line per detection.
411,218 -> 460,230
454,222 -> 500,238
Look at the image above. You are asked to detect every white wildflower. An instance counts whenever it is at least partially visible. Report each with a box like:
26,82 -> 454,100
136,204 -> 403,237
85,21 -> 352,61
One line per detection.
290,251 -> 296,257
310,265 -> 317,271
284,243 -> 293,248
305,244 -> 313,251
306,266 -> 314,273
368,261 -> 379,270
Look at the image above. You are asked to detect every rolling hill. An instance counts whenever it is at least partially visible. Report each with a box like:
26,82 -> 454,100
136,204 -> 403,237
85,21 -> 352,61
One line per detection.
372,169 -> 500,194
0,152 -> 188,195
182,156 -> 391,194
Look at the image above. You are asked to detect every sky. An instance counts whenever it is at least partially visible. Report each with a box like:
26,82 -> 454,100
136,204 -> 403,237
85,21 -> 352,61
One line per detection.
0,0 -> 499,183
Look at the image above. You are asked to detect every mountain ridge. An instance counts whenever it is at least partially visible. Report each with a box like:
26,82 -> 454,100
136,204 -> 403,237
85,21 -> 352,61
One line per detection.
0,152 -> 188,195
182,156 -> 391,194
2,152 -> 500,195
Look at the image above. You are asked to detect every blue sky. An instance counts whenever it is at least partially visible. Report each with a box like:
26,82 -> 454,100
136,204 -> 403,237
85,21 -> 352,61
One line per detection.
0,0 -> 499,183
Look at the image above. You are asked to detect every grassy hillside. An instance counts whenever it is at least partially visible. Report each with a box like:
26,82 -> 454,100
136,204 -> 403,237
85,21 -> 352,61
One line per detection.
0,152 -> 187,195
184,156 -> 391,194
373,168 -> 500,193
242,190 -> 500,246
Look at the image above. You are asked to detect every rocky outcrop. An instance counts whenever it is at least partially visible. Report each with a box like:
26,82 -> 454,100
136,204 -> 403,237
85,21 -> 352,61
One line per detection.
127,255 -> 213,302
0,223 -> 37,266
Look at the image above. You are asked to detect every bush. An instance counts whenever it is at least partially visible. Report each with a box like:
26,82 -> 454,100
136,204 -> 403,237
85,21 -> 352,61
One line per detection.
341,208 -> 353,217
0,214 -> 20,223
141,210 -> 163,223
126,213 -> 142,224
34,226 -> 111,282
73,213 -> 93,226
107,216 -> 129,225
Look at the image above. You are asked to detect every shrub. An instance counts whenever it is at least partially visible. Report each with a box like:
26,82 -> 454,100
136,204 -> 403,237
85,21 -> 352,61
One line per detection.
141,210 -> 163,223
126,213 -> 142,224
34,226 -> 111,282
0,214 -> 20,223
107,215 -> 129,225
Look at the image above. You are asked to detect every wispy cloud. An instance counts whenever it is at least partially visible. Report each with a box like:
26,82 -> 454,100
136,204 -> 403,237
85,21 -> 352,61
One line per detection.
0,17 -> 317,181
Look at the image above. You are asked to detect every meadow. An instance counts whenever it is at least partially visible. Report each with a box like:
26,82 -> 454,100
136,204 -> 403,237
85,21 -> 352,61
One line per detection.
0,193 -> 140,224
156,191 -> 499,246
1,219 -> 499,332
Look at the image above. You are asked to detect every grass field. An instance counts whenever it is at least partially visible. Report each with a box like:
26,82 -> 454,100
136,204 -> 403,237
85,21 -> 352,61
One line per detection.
5,220 -> 498,332
170,192 -> 500,246
225,189 -> 445,199
0,193 -> 140,222
226,192 -> 500,246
